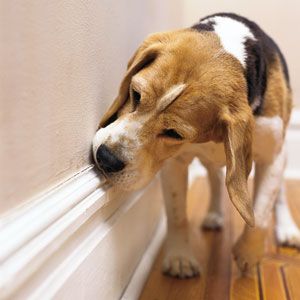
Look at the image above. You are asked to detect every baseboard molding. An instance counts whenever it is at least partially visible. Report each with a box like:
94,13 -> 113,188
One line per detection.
289,108 -> 300,130
0,166 -> 163,299
121,214 -> 166,300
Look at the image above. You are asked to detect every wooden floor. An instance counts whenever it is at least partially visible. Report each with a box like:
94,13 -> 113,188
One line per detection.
140,178 -> 300,300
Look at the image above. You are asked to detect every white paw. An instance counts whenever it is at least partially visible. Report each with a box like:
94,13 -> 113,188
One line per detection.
202,212 -> 223,230
276,223 -> 300,248
162,250 -> 200,278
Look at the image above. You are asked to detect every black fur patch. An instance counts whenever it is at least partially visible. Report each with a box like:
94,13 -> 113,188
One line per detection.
191,13 -> 290,115
191,20 -> 215,32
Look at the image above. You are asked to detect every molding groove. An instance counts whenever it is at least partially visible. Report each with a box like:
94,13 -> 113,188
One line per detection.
0,166 -> 107,299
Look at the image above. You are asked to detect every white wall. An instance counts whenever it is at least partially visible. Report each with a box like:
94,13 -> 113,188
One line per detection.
182,0 -> 300,106
0,0 -> 183,215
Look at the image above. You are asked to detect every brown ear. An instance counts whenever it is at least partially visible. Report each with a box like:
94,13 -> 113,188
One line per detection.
221,106 -> 255,227
99,45 -> 160,128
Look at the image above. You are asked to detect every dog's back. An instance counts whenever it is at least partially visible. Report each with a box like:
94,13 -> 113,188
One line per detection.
191,13 -> 292,129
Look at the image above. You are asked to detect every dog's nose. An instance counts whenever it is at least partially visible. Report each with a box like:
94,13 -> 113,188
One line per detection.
95,144 -> 125,173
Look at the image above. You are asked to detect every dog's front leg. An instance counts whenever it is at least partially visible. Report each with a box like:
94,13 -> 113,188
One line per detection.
161,155 -> 200,278
233,144 -> 286,275
202,164 -> 224,230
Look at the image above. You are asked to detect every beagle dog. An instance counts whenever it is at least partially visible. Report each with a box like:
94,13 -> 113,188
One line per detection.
93,13 -> 300,278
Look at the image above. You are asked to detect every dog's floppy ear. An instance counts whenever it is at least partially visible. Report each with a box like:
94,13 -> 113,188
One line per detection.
221,105 -> 255,226
99,44 -> 160,128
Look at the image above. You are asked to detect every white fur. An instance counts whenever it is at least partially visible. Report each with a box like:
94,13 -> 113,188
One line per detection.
253,142 -> 286,228
201,16 -> 255,67
202,165 -> 224,229
275,184 -> 300,247
93,116 -> 142,162
253,116 -> 283,163
157,84 -> 186,112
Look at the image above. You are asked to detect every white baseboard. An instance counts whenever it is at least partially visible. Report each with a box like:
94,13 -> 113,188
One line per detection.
121,215 -> 166,300
0,167 -> 163,299
289,108 -> 300,129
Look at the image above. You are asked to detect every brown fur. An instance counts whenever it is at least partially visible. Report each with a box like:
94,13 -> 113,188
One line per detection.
262,54 -> 292,130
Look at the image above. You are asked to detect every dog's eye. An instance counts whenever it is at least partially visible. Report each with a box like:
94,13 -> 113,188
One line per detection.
132,89 -> 141,108
160,129 -> 183,140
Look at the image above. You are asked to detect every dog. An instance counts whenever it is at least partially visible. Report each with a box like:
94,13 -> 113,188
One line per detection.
92,13 -> 300,278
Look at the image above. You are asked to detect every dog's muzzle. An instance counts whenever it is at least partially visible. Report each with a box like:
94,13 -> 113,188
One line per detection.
95,144 -> 125,174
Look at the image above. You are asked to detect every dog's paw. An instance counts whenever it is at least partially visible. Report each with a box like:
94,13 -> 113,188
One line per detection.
162,250 -> 200,279
276,223 -> 300,248
233,228 -> 266,275
202,212 -> 223,230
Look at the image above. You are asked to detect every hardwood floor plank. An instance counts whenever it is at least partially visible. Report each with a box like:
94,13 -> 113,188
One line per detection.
139,248 -> 173,300
230,262 -> 260,300
260,259 -> 287,300
282,264 -> 300,300
166,277 -> 205,300
203,192 -> 232,300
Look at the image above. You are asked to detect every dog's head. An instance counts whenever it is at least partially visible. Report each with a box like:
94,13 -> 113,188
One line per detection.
93,30 -> 254,225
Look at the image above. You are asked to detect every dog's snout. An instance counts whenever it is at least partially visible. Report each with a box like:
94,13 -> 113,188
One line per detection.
96,144 -> 125,173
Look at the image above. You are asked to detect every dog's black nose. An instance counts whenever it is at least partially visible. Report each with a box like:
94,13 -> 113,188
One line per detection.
96,144 -> 125,173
